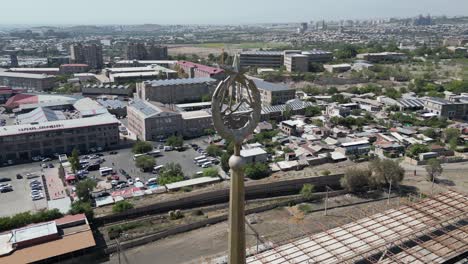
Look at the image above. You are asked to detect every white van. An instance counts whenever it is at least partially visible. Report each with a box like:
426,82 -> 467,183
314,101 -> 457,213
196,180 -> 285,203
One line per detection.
146,177 -> 158,185
196,159 -> 208,166
201,162 -> 213,168
193,156 -> 207,163
133,153 -> 146,160
152,165 -> 164,173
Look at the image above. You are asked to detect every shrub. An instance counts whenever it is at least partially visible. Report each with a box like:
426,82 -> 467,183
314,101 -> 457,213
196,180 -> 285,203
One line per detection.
300,184 -> 315,200
341,168 -> 372,193
132,141 -> 153,154
0,209 -> 63,233
112,201 -> 134,213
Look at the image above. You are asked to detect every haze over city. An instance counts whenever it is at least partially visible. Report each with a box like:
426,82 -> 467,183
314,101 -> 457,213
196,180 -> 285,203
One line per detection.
1,0 -> 468,24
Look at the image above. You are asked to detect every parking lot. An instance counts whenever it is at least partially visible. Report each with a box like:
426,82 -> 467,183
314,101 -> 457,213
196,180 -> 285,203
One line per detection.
0,136 -> 217,217
85,137 -> 216,186
0,164 -> 49,217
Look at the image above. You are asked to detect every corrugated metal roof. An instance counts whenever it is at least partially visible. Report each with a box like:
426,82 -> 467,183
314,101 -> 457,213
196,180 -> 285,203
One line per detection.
145,77 -> 216,87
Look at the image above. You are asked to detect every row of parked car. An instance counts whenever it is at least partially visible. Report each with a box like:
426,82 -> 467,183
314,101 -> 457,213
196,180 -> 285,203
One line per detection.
30,179 -> 44,201
0,183 -> 13,193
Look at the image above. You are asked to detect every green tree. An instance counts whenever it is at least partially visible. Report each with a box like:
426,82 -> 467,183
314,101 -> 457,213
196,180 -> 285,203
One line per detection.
444,128 -> 460,150
75,179 -> 97,203
300,184 -> 315,200
135,156 -> 156,172
335,44 -> 358,59
206,145 -> 223,157
166,136 -> 184,148
422,128 -> 437,139
283,105 -> 293,120
425,159 -> 443,181
321,170 -> 331,176
69,148 -> 80,173
158,163 -> 184,185
244,163 -> 270,180
112,201 -> 134,213
204,128 -> 216,136
304,106 -> 322,117
341,168 -> 372,193
203,167 -> 219,177
406,144 -> 430,159
368,158 -> 405,186
69,201 -> 94,219
132,141 -> 153,154
221,152 -> 230,172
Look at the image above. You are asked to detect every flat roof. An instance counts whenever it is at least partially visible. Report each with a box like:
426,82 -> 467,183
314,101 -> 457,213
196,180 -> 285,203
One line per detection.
240,50 -> 283,56
240,147 -> 267,157
9,68 -> 60,72
180,110 -> 211,119
0,114 -> 119,137
115,60 -> 177,65
166,177 -> 220,190
176,102 -> 212,108
12,222 -> 58,244
252,79 -> 290,92
0,72 -> 55,79
145,77 -> 216,87
111,70 -> 174,78
0,229 -> 95,264
341,140 -> 370,147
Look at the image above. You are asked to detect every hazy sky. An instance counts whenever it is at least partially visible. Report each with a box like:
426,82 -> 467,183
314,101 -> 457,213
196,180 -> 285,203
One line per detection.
1,0 -> 467,25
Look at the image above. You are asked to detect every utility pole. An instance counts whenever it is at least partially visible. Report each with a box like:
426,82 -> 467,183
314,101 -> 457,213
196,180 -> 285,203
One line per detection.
387,180 -> 392,206
324,186 -> 329,216
431,174 -> 435,195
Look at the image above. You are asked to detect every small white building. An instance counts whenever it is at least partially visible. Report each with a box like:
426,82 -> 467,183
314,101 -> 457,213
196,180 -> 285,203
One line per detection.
240,147 -> 268,163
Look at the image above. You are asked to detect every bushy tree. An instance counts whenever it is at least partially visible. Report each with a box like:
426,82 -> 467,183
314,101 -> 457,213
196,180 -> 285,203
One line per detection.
244,163 -> 270,180
69,201 -> 94,219
425,159 -> 443,181
206,145 -> 223,157
202,167 -> 219,177
406,144 -> 430,159
135,156 -> 156,172
166,136 -> 184,148
69,148 -> 80,173
76,179 -> 97,202
221,152 -> 230,172
304,106 -> 322,117
0,209 -> 63,232
444,128 -> 460,150
369,158 -> 405,186
300,184 -> 315,200
112,201 -> 134,213
341,168 -> 372,193
158,163 -> 184,185
132,141 -> 153,154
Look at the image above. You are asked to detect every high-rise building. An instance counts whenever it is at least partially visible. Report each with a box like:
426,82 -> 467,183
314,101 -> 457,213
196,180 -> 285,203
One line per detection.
70,43 -> 104,69
125,43 -> 168,60
9,53 -> 18,67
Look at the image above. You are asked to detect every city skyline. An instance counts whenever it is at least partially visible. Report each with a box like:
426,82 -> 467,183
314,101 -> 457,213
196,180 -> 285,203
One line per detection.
0,0 -> 467,25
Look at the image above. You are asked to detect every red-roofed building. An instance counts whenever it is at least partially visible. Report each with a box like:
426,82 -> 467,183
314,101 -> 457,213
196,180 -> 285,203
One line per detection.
59,64 -> 89,74
177,61 -> 225,80
4,94 -> 38,110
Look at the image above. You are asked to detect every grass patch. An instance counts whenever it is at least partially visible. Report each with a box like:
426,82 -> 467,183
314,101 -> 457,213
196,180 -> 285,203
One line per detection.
108,222 -> 145,240
297,204 -> 314,214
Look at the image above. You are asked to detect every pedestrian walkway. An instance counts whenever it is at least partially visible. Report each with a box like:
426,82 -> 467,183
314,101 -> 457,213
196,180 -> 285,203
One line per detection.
44,168 -> 67,200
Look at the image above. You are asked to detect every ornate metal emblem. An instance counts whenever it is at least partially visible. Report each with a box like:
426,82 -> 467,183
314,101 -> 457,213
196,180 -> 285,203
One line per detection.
211,73 -> 261,145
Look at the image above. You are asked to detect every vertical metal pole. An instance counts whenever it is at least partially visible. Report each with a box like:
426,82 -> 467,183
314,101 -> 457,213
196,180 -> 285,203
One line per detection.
324,186 -> 328,216
228,144 -> 246,264
431,174 -> 435,195
387,180 -> 392,206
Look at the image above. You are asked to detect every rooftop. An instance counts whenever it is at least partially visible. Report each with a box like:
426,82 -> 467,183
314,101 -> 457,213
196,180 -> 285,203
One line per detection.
145,77 -> 216,87
252,79 -> 291,92
247,191 -> 468,264
12,222 -> 58,244
165,177 -> 221,191
0,114 -> 119,137
16,107 -> 66,124
9,68 -> 59,72
0,72 -> 55,79
240,50 -> 283,56
177,61 -> 224,75
240,147 -> 267,157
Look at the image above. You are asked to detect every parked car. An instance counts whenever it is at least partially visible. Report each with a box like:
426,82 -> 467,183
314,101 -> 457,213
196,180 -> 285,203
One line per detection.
32,156 -> 42,162
0,186 -> 13,193
0,177 -> 11,182
111,175 -> 120,180
48,163 -> 54,168
96,153 -> 105,157
31,194 -> 44,201
127,179 -> 134,185
109,151 -> 118,155
42,158 -> 51,162
97,147 -> 103,152
111,180 -> 118,186
41,163 -> 48,168
16,174 -> 23,179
